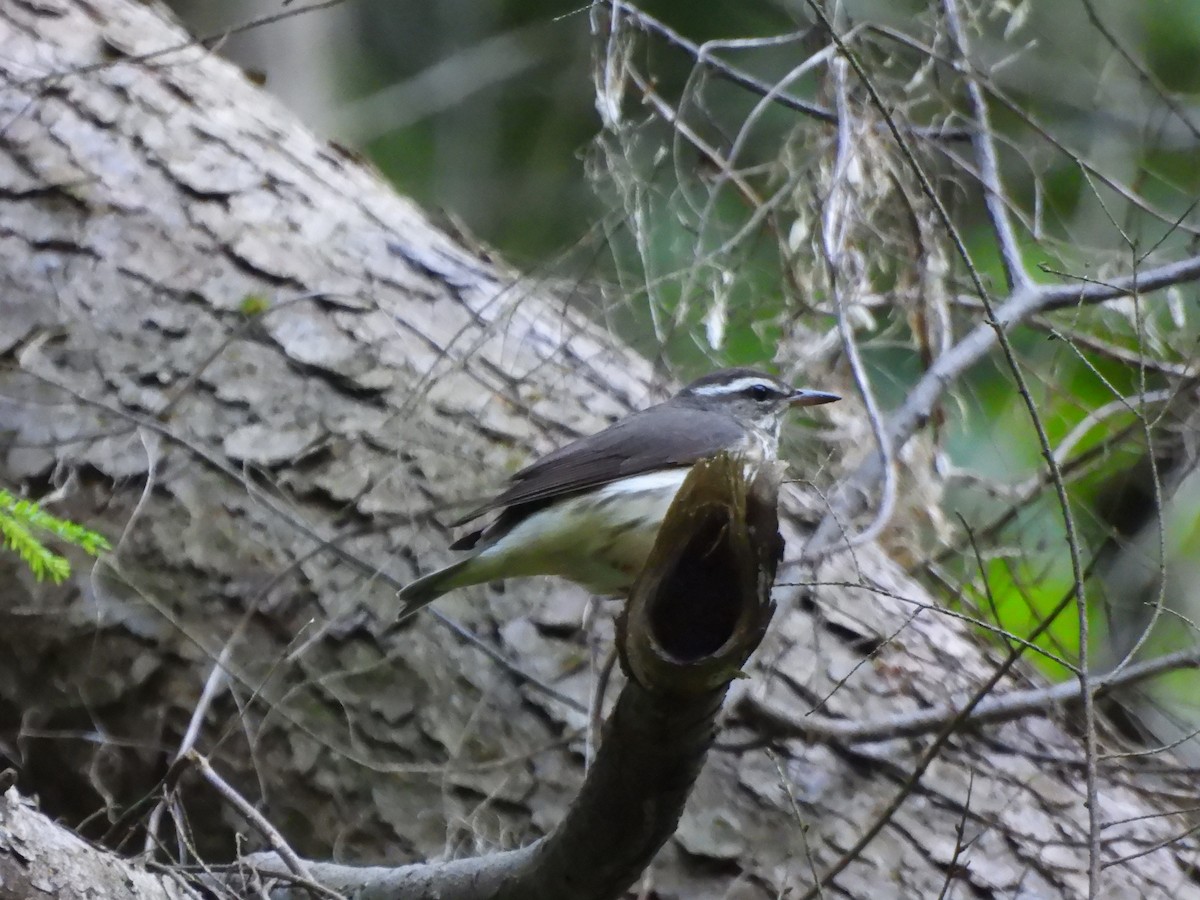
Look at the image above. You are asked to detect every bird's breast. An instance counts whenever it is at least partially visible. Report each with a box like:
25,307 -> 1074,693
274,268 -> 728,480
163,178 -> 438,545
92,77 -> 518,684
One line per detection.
474,469 -> 691,594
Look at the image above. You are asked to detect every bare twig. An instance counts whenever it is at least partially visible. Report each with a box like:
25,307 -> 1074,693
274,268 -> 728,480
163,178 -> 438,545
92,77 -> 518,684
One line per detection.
934,771 -> 974,900
800,252 -> 1200,564
867,23 -> 1200,238
603,2 -> 835,122
187,751 -> 344,900
1077,0 -> 1200,143
943,4 -> 1099,878
745,645 -> 1200,745
143,657 -> 231,856
940,0 -> 1030,292
599,0 -> 971,140
769,748 -> 825,898
816,48 -> 897,553
10,0 -> 347,93
795,559 -> 1164,899
1100,817 -> 1200,870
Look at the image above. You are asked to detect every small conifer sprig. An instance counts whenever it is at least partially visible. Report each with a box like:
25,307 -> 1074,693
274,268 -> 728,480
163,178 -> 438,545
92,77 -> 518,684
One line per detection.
0,488 -> 111,583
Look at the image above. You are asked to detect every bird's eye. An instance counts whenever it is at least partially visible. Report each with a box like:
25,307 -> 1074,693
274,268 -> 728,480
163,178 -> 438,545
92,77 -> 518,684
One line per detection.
749,384 -> 772,402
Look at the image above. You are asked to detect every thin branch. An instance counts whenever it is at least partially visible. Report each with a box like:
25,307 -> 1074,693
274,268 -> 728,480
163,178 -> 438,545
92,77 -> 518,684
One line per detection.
1100,817 -> 1200,870
816,44 -> 898,553
672,36 -> 842,326
868,23 -> 1200,238
795,576 -> 1078,671
609,4 -> 835,122
143,656 -> 231,856
745,645 -> 1200,745
934,772 -> 974,900
940,0 -> 1030,291
625,70 -> 766,210
1037,255 -> 1200,308
942,0 -> 1103,871
1077,0 -> 1200,143
11,0 -> 348,93
602,0 -> 971,140
925,418 -> 1146,572
1045,389 -> 1173,482
769,749 -> 825,898
1012,311 -> 1198,379
800,252 -> 1200,563
187,751 -> 343,900
797,501 -> 1113,898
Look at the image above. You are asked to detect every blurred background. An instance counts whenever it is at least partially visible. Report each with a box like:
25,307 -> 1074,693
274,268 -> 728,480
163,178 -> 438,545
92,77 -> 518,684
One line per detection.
164,0 -> 1200,756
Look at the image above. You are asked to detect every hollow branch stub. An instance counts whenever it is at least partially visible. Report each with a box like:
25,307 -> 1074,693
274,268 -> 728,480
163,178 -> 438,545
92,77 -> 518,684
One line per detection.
618,453 -> 784,694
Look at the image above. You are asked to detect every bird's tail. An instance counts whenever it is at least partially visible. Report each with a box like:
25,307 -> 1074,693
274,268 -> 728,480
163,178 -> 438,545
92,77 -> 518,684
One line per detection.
395,558 -> 476,625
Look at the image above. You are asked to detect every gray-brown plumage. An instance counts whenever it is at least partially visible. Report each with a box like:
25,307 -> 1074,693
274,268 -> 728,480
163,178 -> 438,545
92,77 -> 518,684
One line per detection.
397,368 -> 839,621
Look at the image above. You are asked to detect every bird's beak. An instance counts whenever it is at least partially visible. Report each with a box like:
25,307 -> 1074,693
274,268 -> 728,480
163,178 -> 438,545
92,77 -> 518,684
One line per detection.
789,388 -> 841,408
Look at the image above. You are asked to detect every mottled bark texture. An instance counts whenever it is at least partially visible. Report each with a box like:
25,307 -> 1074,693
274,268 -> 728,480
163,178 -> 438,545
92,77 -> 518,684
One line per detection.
0,787 -> 193,900
0,1 -> 1197,898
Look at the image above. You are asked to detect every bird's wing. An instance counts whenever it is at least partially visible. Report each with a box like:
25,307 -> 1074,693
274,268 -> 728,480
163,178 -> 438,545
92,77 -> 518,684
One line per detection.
450,404 -> 746,526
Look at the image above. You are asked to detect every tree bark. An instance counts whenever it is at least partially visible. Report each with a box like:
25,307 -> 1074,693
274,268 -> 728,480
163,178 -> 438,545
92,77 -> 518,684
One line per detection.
0,1 -> 1196,898
0,787 -> 191,900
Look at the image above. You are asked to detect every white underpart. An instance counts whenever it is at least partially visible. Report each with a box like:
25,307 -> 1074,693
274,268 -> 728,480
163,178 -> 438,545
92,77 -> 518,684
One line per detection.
467,469 -> 692,594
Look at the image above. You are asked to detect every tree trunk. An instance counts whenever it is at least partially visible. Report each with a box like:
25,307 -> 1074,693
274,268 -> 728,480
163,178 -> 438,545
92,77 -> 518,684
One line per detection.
0,1 -> 1195,898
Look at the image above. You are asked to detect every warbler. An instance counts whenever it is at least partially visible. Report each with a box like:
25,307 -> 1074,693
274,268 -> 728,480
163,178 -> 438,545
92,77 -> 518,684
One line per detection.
397,368 -> 839,621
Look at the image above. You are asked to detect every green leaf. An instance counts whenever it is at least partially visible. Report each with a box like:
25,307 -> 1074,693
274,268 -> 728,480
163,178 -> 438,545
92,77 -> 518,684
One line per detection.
0,488 -> 111,583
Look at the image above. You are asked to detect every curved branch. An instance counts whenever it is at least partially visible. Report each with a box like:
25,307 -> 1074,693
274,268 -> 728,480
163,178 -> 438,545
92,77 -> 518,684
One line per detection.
245,454 -> 782,900
746,645 -> 1200,746
801,253 -> 1200,562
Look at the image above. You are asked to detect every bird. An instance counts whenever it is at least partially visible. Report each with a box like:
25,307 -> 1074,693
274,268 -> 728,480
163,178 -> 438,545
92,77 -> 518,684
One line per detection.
396,368 -> 839,622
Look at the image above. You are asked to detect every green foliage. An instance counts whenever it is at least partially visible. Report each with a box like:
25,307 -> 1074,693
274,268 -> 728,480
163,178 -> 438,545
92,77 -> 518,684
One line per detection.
1142,0 -> 1200,93
0,489 -> 111,584
966,552 -> 1080,682
238,293 -> 270,316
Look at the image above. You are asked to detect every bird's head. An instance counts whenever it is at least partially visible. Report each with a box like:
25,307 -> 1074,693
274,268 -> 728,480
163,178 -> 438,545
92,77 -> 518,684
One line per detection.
675,368 -> 840,444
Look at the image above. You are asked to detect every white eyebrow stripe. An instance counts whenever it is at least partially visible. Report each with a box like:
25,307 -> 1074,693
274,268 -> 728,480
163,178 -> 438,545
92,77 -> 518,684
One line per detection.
689,377 -> 784,397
